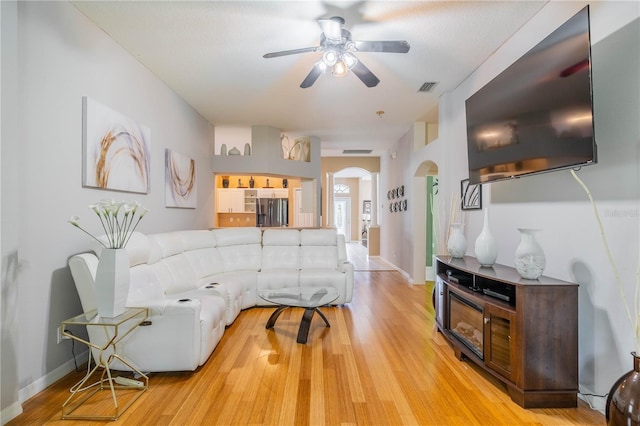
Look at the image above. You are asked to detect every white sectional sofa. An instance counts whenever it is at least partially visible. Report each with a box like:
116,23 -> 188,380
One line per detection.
68,227 -> 354,373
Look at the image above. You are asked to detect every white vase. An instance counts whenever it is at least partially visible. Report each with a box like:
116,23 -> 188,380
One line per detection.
95,248 -> 130,318
514,228 -> 545,279
220,144 -> 227,156
447,223 -> 467,258
475,208 -> 498,267
244,142 -> 251,156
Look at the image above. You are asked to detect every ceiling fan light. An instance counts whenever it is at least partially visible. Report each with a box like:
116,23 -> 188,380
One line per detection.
332,60 -> 348,77
323,50 -> 338,66
342,52 -> 358,69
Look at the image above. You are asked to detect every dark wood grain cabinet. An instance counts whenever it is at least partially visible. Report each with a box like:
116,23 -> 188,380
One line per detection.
435,256 -> 578,408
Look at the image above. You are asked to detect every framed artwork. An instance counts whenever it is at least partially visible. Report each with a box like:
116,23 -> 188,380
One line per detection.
281,135 -> 311,162
165,149 -> 197,208
363,200 -> 371,215
82,97 -> 151,193
461,179 -> 482,210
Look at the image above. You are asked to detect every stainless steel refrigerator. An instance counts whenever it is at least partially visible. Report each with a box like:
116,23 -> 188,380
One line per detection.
256,198 -> 288,227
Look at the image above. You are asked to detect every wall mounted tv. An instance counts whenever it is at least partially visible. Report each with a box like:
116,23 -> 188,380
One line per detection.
465,6 -> 596,185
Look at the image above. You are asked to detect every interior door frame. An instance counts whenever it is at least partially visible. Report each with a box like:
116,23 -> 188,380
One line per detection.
334,197 -> 351,242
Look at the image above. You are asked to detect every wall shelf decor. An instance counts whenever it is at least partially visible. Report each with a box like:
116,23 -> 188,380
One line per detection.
461,179 -> 482,210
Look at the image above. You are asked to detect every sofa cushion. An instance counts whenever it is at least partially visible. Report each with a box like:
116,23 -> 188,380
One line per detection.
184,247 -> 224,278
129,263 -> 166,304
262,229 -> 300,246
300,229 -> 337,246
156,253 -> 199,294
148,232 -> 184,257
301,245 -> 339,270
217,243 -> 262,272
211,271 -> 259,309
180,230 -> 217,251
213,227 -> 261,247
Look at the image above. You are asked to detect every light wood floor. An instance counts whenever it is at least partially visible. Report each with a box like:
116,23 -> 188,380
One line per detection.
346,242 -> 397,271
8,269 -> 604,424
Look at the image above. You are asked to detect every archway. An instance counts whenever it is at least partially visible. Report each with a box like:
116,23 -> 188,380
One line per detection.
412,160 -> 439,284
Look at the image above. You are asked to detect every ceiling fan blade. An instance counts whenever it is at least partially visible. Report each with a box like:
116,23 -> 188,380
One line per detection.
354,40 -> 410,54
300,63 -> 325,88
318,17 -> 343,42
351,60 -> 380,88
263,46 -> 318,58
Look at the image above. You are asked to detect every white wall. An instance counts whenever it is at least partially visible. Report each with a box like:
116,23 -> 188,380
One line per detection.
1,2 -> 216,420
381,0 -> 639,413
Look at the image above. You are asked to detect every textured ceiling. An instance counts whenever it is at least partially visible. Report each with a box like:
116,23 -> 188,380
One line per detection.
72,1 -> 548,156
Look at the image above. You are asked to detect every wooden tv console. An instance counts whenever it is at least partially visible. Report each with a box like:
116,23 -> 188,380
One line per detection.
434,255 -> 578,408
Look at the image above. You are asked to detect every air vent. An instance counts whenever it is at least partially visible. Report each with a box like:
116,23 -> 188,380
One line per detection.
418,82 -> 438,92
342,149 -> 372,155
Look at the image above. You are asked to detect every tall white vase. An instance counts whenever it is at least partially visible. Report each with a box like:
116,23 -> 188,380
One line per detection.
514,228 -> 546,279
95,248 -> 130,318
447,223 -> 467,258
475,208 -> 498,267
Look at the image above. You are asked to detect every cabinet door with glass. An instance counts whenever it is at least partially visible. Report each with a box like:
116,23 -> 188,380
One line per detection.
484,304 -> 517,382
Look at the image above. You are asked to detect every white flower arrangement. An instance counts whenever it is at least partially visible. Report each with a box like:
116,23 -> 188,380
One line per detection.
69,199 -> 148,249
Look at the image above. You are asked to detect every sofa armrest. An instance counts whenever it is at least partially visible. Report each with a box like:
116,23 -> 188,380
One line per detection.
103,298 -> 203,372
338,261 -> 354,303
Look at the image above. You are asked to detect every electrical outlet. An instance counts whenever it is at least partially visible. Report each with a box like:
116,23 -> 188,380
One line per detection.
57,326 -> 70,344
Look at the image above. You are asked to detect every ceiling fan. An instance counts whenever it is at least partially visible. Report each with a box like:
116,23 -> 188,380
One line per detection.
263,16 -> 410,88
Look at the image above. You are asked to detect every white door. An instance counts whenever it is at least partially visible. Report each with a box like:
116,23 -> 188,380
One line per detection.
334,197 -> 351,242
294,189 -> 315,227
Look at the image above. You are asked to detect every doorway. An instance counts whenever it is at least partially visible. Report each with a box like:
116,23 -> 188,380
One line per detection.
334,197 -> 351,242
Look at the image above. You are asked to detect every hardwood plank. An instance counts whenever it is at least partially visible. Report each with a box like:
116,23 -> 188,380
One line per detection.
8,267 -> 604,426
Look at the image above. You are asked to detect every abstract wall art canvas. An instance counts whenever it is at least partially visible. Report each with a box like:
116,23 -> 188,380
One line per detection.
165,149 -> 197,208
282,135 -> 311,162
83,97 -> 151,193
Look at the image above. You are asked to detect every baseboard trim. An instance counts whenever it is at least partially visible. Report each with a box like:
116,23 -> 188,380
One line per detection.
1,401 -> 23,425
16,349 -> 89,415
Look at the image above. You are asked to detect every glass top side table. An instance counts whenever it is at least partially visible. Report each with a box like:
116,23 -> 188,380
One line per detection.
61,307 -> 149,420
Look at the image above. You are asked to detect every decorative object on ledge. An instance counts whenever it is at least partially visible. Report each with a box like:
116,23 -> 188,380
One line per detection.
606,351 -> 640,426
222,176 -> 229,188
165,149 -> 196,208
461,178 -> 482,210
244,143 -> 252,156
514,228 -> 545,279
228,147 -> 241,155
447,223 -> 467,258
282,178 -> 288,188
249,177 -> 255,188
82,97 -> 151,194
474,208 -> 498,267
220,143 -> 227,156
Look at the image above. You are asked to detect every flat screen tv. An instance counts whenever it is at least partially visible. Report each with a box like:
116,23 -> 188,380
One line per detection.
465,6 -> 596,185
